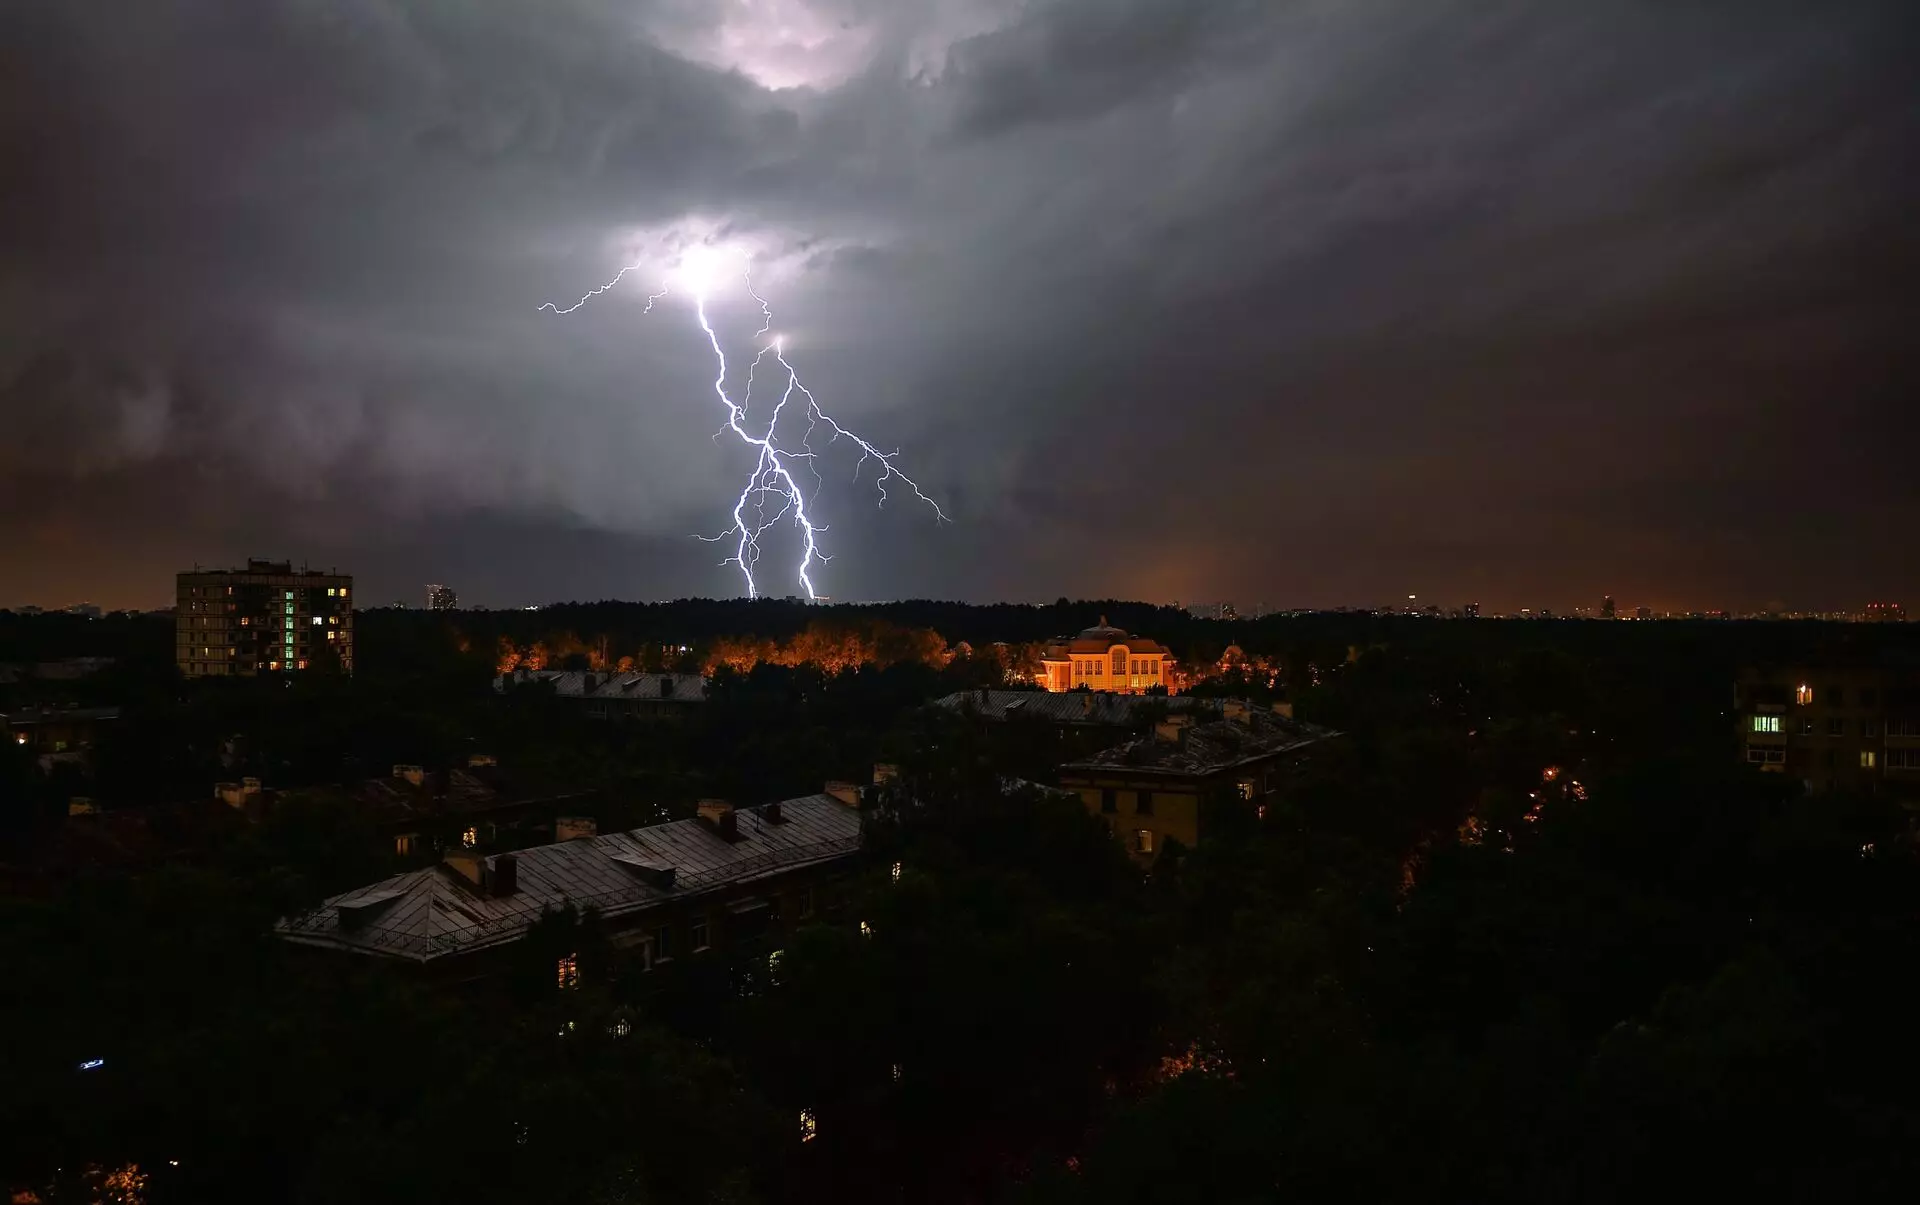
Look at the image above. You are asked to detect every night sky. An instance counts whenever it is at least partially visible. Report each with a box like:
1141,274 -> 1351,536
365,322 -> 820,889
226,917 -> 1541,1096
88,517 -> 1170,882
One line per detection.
3,1 -> 1917,612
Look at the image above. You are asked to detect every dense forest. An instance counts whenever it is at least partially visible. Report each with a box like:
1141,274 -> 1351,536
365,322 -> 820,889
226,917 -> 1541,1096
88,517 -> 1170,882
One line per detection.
2,604 -> 1918,1202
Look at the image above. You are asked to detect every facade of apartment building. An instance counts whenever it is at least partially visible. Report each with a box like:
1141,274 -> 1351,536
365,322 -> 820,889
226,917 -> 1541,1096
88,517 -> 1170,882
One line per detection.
1058,702 -> 1337,860
1736,662 -> 1920,795
176,560 -> 353,678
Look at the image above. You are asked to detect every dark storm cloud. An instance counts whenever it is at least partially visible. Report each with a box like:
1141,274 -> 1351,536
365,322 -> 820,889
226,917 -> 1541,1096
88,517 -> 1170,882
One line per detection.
1,0 -> 1916,609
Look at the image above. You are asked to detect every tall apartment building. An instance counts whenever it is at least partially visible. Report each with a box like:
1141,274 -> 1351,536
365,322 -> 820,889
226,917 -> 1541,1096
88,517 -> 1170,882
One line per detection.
426,584 -> 458,611
1735,660 -> 1920,795
176,560 -> 354,678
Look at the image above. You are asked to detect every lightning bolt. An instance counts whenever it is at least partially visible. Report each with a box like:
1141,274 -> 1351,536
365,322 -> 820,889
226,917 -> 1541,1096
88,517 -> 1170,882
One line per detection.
541,254 -> 945,599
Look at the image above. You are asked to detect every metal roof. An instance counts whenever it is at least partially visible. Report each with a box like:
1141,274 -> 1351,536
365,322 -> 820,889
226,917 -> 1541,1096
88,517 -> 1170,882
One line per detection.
932,690 -> 1245,726
492,670 -> 708,702
277,792 -> 860,963
1061,707 -> 1340,777
1,706 -> 123,725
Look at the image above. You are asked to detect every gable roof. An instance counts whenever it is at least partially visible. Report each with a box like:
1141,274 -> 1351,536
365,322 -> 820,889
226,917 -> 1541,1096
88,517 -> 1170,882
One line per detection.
492,670 -> 708,701
277,792 -> 859,963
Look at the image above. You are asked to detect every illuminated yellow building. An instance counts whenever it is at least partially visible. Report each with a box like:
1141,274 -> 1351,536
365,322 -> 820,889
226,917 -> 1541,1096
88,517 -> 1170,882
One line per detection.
1039,618 -> 1173,694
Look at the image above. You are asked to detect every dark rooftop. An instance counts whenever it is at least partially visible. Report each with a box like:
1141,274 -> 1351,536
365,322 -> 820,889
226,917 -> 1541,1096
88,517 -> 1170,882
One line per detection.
934,689 -> 1258,727
277,791 -> 861,963
1062,705 -> 1339,777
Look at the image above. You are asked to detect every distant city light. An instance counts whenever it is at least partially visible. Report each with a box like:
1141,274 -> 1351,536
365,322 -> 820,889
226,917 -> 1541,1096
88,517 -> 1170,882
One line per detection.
79,1058 -> 104,1070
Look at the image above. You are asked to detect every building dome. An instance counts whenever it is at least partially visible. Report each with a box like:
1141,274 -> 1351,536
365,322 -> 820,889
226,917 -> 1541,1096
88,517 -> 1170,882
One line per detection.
1076,615 -> 1128,640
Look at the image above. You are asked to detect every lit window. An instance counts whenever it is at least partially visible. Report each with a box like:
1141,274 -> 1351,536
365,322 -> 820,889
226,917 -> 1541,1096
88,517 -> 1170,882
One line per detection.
239,617 -> 249,626
799,1109 -> 818,1143
297,660 -> 307,670
1752,715 -> 1781,733
462,826 -> 478,848
859,921 -> 873,939
339,587 -> 348,598
312,616 -> 324,625
328,631 -> 337,640
768,949 -> 784,984
892,1062 -> 903,1082
890,861 -> 902,883
1795,684 -> 1813,706
1235,780 -> 1256,801
1861,751 -> 1878,769
327,587 -> 336,596
269,661 -> 280,671
330,615 -> 338,624
557,954 -> 580,990
1132,829 -> 1155,854
285,591 -> 294,600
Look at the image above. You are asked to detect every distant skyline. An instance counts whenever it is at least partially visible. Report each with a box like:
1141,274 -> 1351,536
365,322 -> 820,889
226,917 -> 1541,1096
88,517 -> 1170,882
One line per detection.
5,558 -> 1907,622
3,3 -> 1917,611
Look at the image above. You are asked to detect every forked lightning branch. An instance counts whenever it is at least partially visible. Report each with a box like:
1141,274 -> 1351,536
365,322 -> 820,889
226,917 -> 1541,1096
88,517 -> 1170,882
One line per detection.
540,247 -> 945,599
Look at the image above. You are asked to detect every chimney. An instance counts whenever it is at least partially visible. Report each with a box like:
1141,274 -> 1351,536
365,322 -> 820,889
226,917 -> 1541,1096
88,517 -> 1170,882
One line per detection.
824,781 -> 861,808
582,672 -> 598,694
1222,700 -> 1248,723
1082,693 -> 1094,716
394,764 -> 425,787
443,847 -> 486,889
556,816 -> 598,842
872,763 -> 899,786
697,799 -> 740,840
660,676 -> 675,698
489,853 -> 518,897
1155,716 -> 1192,745
761,799 -> 787,823
1270,701 -> 1295,719
241,776 -> 262,796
